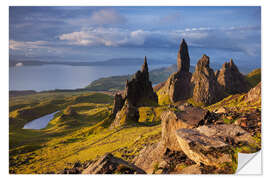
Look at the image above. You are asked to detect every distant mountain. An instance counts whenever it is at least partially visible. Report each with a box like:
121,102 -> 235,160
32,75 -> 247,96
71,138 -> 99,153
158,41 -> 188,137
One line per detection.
9,58 -> 169,67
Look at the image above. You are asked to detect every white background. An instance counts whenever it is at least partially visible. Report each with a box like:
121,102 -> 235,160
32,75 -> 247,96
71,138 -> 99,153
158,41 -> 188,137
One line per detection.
1,0 -> 269,179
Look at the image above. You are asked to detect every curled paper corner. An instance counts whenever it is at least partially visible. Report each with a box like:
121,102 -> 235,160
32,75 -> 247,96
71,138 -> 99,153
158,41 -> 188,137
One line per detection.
236,150 -> 262,175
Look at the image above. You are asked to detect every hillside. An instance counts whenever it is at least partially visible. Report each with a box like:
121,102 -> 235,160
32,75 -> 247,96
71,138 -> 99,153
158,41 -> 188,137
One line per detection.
245,68 -> 261,87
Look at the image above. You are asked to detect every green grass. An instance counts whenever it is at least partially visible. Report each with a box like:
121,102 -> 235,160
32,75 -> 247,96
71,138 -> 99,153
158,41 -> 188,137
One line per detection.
157,86 -> 171,105
245,68 -> 261,87
9,91 -> 162,174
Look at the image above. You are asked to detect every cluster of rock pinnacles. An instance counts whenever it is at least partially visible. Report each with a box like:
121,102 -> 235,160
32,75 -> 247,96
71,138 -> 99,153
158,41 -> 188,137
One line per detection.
111,38 -> 250,126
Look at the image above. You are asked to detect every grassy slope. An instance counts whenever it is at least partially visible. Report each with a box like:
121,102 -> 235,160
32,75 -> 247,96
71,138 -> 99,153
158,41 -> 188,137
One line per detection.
245,68 -> 261,87
9,92 -> 163,174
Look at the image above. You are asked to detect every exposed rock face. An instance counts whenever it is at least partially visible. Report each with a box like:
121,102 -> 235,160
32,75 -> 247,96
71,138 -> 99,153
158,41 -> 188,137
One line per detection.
160,107 -> 210,151
245,82 -> 261,102
197,124 -> 259,153
133,142 -> 166,173
165,71 -> 192,103
111,101 -> 139,128
112,93 -> 124,118
162,39 -> 192,103
177,164 -> 202,174
191,54 -> 224,105
82,153 -> 146,174
124,56 -> 158,107
177,39 -> 190,72
111,57 -> 157,127
175,128 -> 236,167
217,59 -> 250,94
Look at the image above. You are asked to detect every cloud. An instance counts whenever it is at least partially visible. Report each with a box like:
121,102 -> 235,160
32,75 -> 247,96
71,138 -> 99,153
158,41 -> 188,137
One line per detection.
159,12 -> 181,24
59,27 -> 153,47
9,40 -> 48,50
90,9 -> 126,25
66,9 -> 126,26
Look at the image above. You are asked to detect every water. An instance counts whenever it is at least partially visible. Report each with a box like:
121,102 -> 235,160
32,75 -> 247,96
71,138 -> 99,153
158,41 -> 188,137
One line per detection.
23,111 -> 59,130
9,64 -> 169,91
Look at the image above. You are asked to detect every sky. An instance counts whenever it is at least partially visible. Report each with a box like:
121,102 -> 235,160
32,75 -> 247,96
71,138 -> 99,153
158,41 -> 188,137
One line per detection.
9,6 -> 261,69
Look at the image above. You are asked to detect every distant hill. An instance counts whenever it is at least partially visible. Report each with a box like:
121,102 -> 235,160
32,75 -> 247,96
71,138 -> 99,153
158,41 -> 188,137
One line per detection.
9,90 -> 37,97
86,65 -> 196,91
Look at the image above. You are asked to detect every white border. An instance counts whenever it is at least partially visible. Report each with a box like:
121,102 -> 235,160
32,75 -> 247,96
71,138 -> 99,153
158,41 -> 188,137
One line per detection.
2,0 -> 270,180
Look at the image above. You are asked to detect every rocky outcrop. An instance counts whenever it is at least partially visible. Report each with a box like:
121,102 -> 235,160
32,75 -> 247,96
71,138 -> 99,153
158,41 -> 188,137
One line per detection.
191,54 -> 224,105
133,142 -> 166,173
82,153 -> 146,174
124,56 -> 158,107
111,100 -> 139,128
161,39 -> 192,103
175,128 -> 236,167
245,82 -> 261,103
111,57 -> 157,127
160,106 -> 212,151
217,59 -> 250,94
112,93 -> 124,118
197,124 -> 259,153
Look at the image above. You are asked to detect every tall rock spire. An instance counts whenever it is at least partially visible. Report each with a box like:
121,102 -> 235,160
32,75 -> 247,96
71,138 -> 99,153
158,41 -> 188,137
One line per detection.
177,39 -> 190,72
142,56 -> 148,73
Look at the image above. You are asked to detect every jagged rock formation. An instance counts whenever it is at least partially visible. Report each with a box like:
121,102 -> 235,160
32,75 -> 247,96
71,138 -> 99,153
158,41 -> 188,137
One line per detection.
112,93 -> 124,118
191,54 -> 224,105
82,153 -> 146,174
111,56 -> 157,127
216,59 -> 250,94
124,56 -> 158,106
161,39 -> 192,103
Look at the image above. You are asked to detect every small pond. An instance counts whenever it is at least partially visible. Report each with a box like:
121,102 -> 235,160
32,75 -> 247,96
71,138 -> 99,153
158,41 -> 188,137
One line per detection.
23,111 -> 59,130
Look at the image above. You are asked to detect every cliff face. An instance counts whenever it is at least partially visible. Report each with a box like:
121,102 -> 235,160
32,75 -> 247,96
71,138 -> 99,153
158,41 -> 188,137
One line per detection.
216,59 -> 251,94
191,55 -> 224,105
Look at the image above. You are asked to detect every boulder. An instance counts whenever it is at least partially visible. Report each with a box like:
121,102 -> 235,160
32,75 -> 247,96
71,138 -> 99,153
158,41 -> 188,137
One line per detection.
175,128 -> 236,168
133,142 -> 166,173
191,54 -> 224,105
217,59 -> 250,94
160,107 -> 210,151
177,164 -> 202,174
197,124 -> 259,153
82,153 -> 146,174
